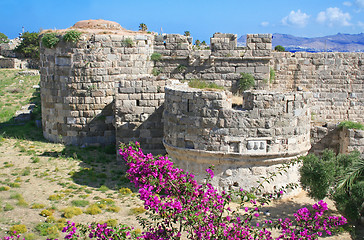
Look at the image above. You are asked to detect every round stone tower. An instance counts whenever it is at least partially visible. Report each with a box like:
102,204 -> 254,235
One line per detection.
163,82 -> 311,193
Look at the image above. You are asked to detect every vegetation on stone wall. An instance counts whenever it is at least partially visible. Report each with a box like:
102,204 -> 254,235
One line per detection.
237,72 -> 255,92
63,30 -> 82,43
152,67 -> 161,76
14,32 -> 40,59
338,120 -> 364,130
188,79 -> 224,90
269,67 -> 275,83
0,32 -> 9,44
121,38 -> 134,47
300,150 -> 364,223
274,45 -> 285,52
41,33 -> 60,48
150,52 -> 162,61
176,64 -> 187,73
184,31 -> 190,37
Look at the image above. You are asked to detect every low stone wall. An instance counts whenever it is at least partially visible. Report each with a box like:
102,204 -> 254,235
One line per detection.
0,57 -> 28,69
163,82 -> 311,192
339,128 -> 364,154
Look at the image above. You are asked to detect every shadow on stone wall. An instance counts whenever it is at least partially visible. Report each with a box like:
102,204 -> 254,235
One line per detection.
309,124 -> 340,155
116,104 -> 166,156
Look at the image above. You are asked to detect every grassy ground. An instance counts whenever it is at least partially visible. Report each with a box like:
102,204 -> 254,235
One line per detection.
0,69 -> 144,239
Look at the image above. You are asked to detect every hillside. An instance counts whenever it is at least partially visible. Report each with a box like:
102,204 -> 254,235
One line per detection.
238,33 -> 364,52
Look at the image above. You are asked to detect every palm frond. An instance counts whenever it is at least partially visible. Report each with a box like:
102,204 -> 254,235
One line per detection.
337,157 -> 364,191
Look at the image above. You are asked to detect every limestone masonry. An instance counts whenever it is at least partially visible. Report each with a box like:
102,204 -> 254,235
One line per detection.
38,20 -> 364,192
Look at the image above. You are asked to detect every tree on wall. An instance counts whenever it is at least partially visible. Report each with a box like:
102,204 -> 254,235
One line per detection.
184,31 -> 190,37
139,23 -> 148,32
0,32 -> 9,44
274,45 -> 285,52
14,31 -> 40,59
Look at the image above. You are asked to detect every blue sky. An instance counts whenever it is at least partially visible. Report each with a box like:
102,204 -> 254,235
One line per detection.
1,0 -> 364,42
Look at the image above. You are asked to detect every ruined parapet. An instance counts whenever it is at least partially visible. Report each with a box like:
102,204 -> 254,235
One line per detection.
163,82 -> 311,193
153,33 -> 272,89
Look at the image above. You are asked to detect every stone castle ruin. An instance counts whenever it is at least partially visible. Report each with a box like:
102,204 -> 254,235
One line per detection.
39,20 -> 364,192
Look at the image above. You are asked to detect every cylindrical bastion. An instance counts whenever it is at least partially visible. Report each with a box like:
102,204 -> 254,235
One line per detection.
163,82 -> 312,193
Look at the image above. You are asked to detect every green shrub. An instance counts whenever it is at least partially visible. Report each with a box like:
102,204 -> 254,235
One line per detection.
274,45 -> 285,52
0,32 -> 9,44
35,222 -> 59,238
106,206 -> 120,212
40,209 -> 53,217
0,186 -> 10,191
237,73 -> 255,92
152,68 -> 161,76
61,206 -> 83,218
188,79 -> 224,90
31,203 -> 46,209
338,120 -> 364,130
121,38 -> 134,47
71,199 -> 89,207
24,233 -> 36,240
119,187 -> 132,195
300,150 -> 363,222
4,203 -> 14,211
14,32 -> 40,59
48,194 -> 64,201
85,204 -> 102,215
269,68 -> 275,83
9,224 -> 27,235
9,182 -> 21,188
151,53 -> 162,61
102,219 -> 118,227
98,185 -> 109,193
63,30 -> 82,43
130,206 -> 146,215
41,33 -> 60,48
177,65 -> 187,73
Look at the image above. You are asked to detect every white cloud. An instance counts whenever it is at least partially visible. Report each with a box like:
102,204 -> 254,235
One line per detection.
261,21 -> 269,27
343,1 -> 352,6
358,21 -> 364,28
316,7 -> 351,27
355,0 -> 364,8
281,9 -> 310,27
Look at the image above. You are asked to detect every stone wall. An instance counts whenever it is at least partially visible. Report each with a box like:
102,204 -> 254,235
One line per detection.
271,52 -> 364,124
163,82 -> 311,192
0,57 -> 29,69
340,128 -> 364,154
40,36 -> 117,146
40,30 -> 272,154
153,33 -> 272,90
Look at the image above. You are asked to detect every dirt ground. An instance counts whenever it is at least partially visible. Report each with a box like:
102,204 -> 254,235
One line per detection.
0,137 -> 360,239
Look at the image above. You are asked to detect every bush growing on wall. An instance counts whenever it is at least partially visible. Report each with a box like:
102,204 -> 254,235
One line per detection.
41,33 -> 60,48
63,30 -> 82,43
150,52 -> 162,61
274,45 -> 285,52
238,72 -> 255,92
14,31 -> 40,59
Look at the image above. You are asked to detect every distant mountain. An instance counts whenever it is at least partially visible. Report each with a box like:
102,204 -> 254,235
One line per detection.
238,33 -> 364,52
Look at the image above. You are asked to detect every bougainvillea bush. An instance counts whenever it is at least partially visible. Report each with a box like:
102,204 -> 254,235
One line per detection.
3,142 -> 347,240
